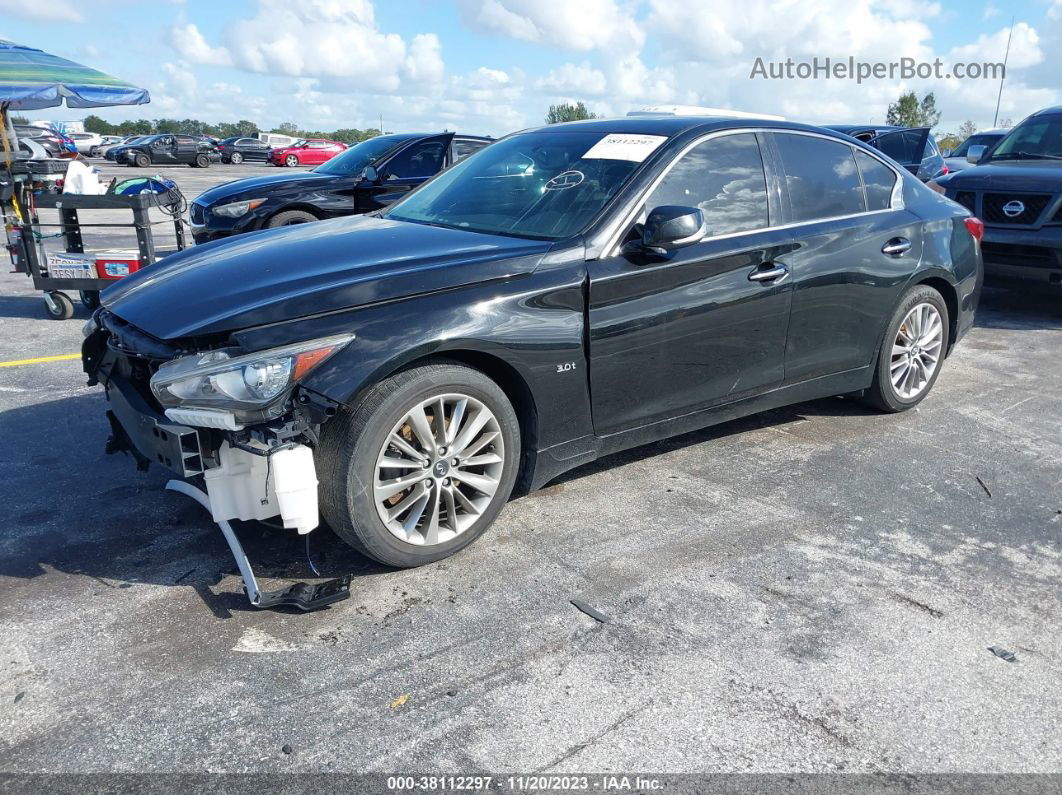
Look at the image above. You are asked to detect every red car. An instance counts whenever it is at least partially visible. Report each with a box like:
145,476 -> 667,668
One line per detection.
270,139 -> 347,167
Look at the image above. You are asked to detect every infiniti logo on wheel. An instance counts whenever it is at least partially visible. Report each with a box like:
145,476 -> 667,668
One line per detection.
1002,200 -> 1026,218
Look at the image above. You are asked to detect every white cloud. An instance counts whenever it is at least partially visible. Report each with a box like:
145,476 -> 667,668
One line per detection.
171,23 -> 232,67
172,0 -> 444,93
0,0 -> 82,23
948,22 -> 1042,70
537,63 -> 608,95
459,0 -> 644,52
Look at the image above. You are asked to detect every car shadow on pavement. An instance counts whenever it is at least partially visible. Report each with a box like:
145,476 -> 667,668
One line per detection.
0,392 -> 391,618
550,395 -> 873,487
976,284 -> 1062,330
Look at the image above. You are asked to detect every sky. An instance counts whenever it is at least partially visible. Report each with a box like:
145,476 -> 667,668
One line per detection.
1,0 -> 1060,137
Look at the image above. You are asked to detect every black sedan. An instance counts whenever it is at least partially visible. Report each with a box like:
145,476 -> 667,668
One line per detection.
189,132 -> 492,243
85,116 -> 982,579
215,136 -> 273,164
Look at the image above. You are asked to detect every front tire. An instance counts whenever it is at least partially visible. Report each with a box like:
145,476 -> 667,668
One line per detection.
285,154 -> 299,167
863,284 -> 949,412
318,361 -> 521,568
134,153 -> 149,167
266,209 -> 317,228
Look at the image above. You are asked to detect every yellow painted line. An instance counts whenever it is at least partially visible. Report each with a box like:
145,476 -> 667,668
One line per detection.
0,353 -> 81,367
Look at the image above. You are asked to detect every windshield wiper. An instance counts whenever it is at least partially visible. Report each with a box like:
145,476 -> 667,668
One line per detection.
1017,150 -> 1062,160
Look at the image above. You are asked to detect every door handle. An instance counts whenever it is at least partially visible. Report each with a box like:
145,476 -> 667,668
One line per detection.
748,262 -> 789,283
882,237 -> 912,256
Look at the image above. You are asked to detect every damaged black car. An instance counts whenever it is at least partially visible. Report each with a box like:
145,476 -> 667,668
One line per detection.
83,116 -> 982,608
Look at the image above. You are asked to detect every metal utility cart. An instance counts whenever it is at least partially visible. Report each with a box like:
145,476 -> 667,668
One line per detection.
0,39 -> 152,317
11,189 -> 185,319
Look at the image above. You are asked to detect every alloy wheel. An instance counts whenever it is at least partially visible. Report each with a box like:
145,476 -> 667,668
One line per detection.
285,155 -> 298,167
231,152 -> 242,164
373,393 -> 505,546
890,302 -> 944,400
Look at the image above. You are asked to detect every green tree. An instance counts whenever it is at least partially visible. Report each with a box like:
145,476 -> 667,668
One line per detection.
275,121 -> 299,135
11,114 -> 31,125
957,120 -> 977,141
154,118 -> 182,133
885,91 -> 942,128
82,114 -> 115,134
545,101 -> 597,124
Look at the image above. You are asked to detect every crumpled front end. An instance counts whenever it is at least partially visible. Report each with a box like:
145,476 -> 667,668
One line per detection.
82,309 -> 348,536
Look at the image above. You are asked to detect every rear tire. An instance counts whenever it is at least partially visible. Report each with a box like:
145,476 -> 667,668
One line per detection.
862,284 -> 949,412
318,361 -> 521,568
230,152 -> 243,164
195,154 -> 209,168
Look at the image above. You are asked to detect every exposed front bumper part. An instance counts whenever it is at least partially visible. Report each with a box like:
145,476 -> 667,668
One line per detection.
166,479 -> 351,611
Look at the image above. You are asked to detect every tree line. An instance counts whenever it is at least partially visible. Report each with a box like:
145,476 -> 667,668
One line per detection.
78,115 -> 382,144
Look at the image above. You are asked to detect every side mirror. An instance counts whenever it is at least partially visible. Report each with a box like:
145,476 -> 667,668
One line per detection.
941,148 -> 952,157
633,205 -> 706,255
363,165 -> 380,183
966,145 -> 986,165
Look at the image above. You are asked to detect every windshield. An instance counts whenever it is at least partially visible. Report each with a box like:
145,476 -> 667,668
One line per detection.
313,135 -> 408,176
953,133 -> 1003,157
385,131 -> 656,240
990,116 -> 1062,160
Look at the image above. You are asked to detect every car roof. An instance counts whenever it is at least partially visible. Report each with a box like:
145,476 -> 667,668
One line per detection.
1031,106 -> 1062,117
520,116 -> 855,140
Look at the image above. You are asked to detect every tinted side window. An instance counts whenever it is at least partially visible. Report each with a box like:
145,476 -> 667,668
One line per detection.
176,136 -> 195,145
387,139 -> 448,179
855,151 -> 897,211
646,133 -> 769,236
775,134 -> 865,222
453,139 -> 489,163
873,130 -> 925,164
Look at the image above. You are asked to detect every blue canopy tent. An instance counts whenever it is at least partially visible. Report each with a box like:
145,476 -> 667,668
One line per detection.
0,39 -> 150,167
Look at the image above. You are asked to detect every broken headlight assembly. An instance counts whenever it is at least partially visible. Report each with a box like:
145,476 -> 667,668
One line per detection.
149,334 -> 353,426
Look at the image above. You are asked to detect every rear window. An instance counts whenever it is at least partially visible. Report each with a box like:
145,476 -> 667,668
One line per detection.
855,151 -> 897,211
775,134 -> 866,222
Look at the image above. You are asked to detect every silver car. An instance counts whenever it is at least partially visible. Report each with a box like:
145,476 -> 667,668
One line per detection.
943,128 -> 1010,172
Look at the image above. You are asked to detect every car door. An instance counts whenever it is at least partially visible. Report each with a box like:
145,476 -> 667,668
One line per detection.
768,131 -> 924,383
247,138 -> 271,161
151,136 -> 176,164
866,127 -> 931,178
587,131 -> 793,436
174,135 -> 197,163
363,133 -> 455,209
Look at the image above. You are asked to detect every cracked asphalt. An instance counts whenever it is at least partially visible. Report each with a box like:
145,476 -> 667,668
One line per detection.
1,164 -> 1060,774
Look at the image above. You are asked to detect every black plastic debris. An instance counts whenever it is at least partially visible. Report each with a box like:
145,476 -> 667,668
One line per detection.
571,598 -> 611,624
282,744 -> 294,755
988,646 -> 1017,663
975,476 -> 992,497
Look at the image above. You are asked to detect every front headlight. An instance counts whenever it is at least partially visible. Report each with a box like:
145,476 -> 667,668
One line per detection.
149,334 -> 354,417
212,198 -> 266,218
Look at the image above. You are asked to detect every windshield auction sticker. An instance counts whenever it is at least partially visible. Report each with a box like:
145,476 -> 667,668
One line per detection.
582,134 -> 668,162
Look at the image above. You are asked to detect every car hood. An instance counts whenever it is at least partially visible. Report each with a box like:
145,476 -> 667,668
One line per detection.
193,171 -> 334,206
936,160 -> 1062,192
101,215 -> 552,340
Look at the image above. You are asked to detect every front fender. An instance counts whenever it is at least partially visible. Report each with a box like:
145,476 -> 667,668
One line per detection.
235,262 -> 593,451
